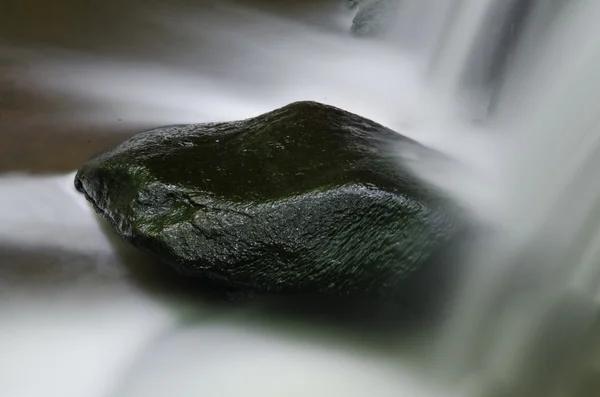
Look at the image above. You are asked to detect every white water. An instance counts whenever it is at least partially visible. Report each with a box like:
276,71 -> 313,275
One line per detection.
3,0 -> 600,396
432,1 -> 600,396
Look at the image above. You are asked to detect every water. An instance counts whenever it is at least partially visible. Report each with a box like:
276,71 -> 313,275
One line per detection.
7,2 -> 422,131
3,0 -> 600,396
424,1 -> 600,396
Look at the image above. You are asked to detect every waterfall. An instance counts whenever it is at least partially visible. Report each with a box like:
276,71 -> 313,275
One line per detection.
401,0 -> 600,396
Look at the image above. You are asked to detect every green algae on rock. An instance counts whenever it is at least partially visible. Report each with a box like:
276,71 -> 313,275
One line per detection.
75,101 -> 462,302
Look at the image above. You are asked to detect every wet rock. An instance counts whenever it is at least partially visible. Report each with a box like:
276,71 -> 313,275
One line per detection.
348,0 -> 401,37
75,101 -> 463,303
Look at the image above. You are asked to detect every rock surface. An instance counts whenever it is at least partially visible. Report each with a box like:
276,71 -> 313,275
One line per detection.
347,0 -> 401,37
75,101 -> 462,302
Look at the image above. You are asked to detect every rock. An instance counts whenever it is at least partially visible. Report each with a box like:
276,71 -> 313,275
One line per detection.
345,0 -> 363,10
75,101 -> 463,303
349,0 -> 401,37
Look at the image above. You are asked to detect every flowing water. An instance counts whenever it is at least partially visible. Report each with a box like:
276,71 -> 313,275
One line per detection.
2,0 -> 600,396
431,1 -> 600,396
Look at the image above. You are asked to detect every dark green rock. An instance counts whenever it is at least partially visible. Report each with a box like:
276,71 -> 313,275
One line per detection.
75,101 -> 462,302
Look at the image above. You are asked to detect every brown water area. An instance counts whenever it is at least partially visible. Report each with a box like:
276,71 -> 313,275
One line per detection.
0,0 -> 339,173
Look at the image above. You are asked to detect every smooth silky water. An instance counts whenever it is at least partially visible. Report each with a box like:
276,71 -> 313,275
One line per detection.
2,1 -> 599,396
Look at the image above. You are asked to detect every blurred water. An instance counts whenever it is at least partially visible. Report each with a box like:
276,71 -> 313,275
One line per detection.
431,1 -> 600,396
7,3 -> 417,130
3,0 -> 600,396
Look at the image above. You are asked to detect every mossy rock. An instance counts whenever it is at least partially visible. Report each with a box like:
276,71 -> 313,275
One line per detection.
75,101 -> 463,304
